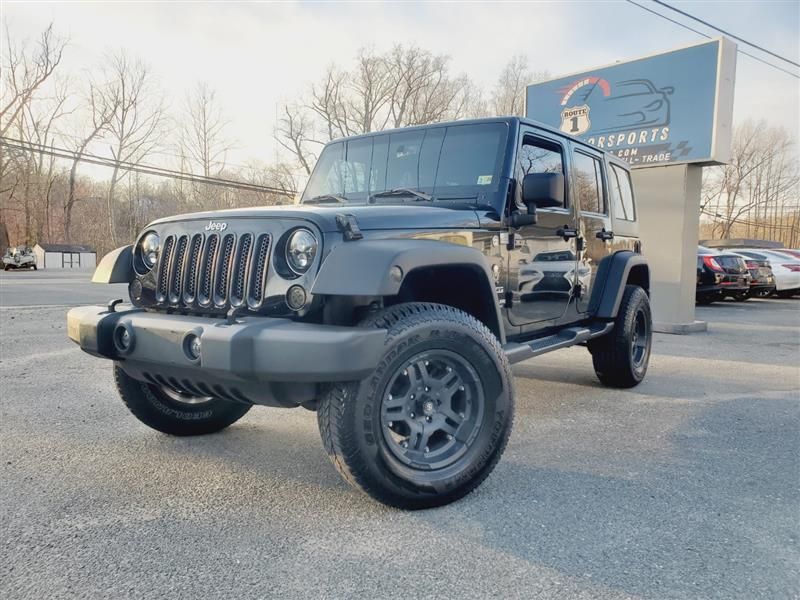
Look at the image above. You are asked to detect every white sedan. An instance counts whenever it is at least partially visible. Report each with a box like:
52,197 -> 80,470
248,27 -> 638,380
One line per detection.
735,249 -> 800,297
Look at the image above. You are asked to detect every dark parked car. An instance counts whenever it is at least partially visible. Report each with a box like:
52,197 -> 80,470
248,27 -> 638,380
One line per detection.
731,253 -> 775,298
696,246 -> 751,304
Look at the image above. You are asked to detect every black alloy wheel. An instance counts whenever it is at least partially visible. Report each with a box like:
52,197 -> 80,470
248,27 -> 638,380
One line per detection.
380,351 -> 485,471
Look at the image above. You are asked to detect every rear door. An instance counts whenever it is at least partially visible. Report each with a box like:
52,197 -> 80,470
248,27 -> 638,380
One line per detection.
571,145 -> 613,313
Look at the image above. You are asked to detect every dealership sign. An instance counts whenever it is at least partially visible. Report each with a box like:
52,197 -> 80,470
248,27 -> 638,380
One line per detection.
526,38 -> 737,166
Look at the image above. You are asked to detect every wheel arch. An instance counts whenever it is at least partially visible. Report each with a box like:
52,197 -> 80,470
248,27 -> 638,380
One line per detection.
589,250 -> 650,319
311,239 -> 505,343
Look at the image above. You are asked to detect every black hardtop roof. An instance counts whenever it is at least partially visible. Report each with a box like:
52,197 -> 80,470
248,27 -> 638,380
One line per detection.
326,117 -> 630,171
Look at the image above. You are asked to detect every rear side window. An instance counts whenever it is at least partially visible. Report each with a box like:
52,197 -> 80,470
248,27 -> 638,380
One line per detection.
572,151 -> 605,214
610,164 -> 636,221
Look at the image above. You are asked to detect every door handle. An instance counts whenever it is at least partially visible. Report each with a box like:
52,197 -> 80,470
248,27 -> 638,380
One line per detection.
596,228 -> 614,241
556,226 -> 578,241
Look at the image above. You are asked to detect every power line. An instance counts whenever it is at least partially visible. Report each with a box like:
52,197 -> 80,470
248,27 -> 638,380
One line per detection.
625,0 -> 800,79
652,0 -> 800,68
700,208 -> 799,231
49,127 -> 268,173
0,137 -> 297,197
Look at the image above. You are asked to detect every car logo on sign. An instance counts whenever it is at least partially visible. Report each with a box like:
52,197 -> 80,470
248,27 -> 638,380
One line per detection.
204,220 -> 228,232
560,104 -> 591,135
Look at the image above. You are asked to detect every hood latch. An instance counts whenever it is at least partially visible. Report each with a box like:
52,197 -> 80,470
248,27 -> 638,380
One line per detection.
335,213 -> 363,241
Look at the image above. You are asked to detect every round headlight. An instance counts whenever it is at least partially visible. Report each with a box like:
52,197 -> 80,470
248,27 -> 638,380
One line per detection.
139,231 -> 161,270
285,229 -> 317,274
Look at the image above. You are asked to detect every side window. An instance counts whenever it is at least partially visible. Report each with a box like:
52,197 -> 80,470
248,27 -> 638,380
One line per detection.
572,151 -> 605,214
518,136 -> 566,206
610,164 -> 635,221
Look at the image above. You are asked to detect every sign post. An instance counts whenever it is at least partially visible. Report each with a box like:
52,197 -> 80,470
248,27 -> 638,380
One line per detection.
526,38 -> 737,333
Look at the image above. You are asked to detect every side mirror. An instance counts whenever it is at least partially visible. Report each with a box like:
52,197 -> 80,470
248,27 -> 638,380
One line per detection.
522,172 -> 565,209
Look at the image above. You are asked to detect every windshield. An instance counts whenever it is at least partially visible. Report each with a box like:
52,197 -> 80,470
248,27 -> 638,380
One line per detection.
301,122 -> 509,206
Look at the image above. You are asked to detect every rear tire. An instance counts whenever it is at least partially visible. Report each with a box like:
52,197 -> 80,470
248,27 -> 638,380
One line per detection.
114,364 -> 251,436
317,303 -> 514,509
589,285 -> 652,388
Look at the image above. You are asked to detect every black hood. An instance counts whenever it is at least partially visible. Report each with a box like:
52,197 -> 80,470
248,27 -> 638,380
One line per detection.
150,203 -> 482,232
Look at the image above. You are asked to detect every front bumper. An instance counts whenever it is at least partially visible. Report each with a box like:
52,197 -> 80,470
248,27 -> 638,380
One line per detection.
67,305 -> 388,406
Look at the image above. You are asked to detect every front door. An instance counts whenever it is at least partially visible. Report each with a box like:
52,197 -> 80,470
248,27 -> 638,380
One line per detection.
506,130 -> 579,330
570,146 -> 613,313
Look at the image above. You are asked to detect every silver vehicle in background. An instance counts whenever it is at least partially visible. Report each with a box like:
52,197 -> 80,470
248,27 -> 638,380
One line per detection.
3,246 -> 37,271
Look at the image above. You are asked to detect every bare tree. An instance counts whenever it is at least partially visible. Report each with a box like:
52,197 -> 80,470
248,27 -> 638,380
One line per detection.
64,76 -> 119,241
490,54 -> 548,116
0,23 -> 66,137
0,23 -> 66,240
702,120 -> 799,245
275,45 -> 484,176
22,78 -> 71,241
104,52 -> 166,245
178,82 -> 235,177
275,103 -> 316,175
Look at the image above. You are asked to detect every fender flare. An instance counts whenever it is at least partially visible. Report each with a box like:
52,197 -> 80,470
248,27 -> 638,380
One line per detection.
588,250 -> 650,319
92,245 -> 133,284
311,238 -> 503,338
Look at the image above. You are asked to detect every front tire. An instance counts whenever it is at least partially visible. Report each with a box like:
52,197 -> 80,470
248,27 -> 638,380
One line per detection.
317,303 -> 514,509
113,365 -> 251,436
589,285 -> 652,388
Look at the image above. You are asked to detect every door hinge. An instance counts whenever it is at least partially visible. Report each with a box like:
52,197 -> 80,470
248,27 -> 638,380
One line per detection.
576,237 -> 585,252
504,290 -> 514,308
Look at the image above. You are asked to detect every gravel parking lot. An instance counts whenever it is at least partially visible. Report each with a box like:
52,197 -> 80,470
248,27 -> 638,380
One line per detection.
1,270 -> 798,599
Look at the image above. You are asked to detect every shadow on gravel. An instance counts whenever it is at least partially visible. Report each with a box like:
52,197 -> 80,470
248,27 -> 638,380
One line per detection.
133,417 -> 348,492
414,395 -> 800,599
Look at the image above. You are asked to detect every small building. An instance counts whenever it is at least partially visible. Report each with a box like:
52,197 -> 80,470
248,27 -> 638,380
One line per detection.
33,243 -> 97,270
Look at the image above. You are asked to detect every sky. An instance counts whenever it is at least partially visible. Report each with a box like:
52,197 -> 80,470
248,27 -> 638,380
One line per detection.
2,0 -> 799,177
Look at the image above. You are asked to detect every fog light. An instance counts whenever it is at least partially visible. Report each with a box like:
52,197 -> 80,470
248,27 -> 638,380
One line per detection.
286,285 -> 307,311
114,324 -> 134,353
184,333 -> 202,361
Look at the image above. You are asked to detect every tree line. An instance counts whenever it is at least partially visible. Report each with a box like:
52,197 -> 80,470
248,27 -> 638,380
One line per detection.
1,23 -> 797,257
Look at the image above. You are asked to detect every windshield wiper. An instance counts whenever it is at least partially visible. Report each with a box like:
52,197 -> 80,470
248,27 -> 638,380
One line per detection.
303,194 -> 349,204
369,188 -> 432,203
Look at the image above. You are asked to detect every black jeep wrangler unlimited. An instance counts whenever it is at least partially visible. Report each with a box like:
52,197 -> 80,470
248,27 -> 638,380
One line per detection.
68,117 -> 651,509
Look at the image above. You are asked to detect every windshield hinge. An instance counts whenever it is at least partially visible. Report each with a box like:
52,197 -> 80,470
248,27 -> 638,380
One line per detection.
335,213 -> 363,241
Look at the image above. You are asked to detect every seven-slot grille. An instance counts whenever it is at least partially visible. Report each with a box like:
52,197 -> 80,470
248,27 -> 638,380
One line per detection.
155,232 -> 271,311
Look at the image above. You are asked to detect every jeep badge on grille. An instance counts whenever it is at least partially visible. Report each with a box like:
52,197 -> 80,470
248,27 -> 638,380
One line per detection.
204,220 -> 228,231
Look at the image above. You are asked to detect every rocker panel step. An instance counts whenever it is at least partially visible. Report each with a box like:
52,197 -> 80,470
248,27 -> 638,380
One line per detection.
503,322 -> 614,365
